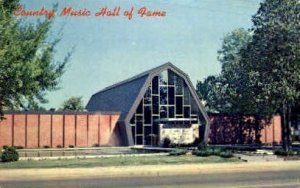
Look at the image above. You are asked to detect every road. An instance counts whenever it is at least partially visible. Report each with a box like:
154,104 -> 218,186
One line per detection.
1,170 -> 300,188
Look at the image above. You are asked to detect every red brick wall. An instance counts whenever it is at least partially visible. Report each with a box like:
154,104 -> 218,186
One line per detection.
99,115 -> 111,145
64,115 -> 75,147
14,115 -> 25,147
0,113 -> 121,148
26,115 -> 39,148
208,114 -> 282,145
52,115 -> 63,148
76,115 -> 88,147
0,114 -> 12,147
88,115 -> 98,147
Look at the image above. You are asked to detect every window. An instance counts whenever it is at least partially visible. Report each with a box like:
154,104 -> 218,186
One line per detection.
159,71 -> 168,85
176,96 -> 183,114
152,76 -> 159,94
168,86 -> 175,105
160,86 -> 168,105
130,69 -> 203,145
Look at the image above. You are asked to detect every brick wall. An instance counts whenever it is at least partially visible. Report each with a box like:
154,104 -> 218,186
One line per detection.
208,114 -> 282,145
0,112 -> 121,148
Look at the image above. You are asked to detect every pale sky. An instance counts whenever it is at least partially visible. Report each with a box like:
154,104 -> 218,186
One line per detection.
20,0 -> 261,109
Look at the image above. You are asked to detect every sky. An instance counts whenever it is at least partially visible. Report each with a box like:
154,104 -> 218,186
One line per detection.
20,0 -> 261,109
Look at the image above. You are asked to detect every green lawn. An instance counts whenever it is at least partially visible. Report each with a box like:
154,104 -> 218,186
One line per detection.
0,155 -> 240,169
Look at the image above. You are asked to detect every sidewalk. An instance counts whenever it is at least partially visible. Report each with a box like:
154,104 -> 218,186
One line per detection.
0,161 -> 299,182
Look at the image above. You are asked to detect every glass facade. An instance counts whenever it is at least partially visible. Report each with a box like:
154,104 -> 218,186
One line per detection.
130,69 -> 205,145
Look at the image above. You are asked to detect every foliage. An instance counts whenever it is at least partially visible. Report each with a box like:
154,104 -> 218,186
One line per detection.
161,137 -> 171,148
0,0 -> 71,118
240,0 -> 300,151
197,28 -> 252,114
219,151 -> 233,158
56,145 -> 62,148
197,142 -> 208,150
59,96 -> 84,112
93,143 -> 100,147
169,149 -> 187,156
274,149 -> 296,156
192,150 -> 211,157
197,0 -> 300,150
192,147 -> 222,157
1,147 -> 19,162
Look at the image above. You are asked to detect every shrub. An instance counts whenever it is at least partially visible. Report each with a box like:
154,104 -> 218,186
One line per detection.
2,145 -> 8,150
198,142 -> 208,150
211,148 -> 222,156
1,147 -> 19,162
69,145 -> 75,148
169,149 -> 187,156
15,146 -> 24,149
43,145 -> 50,148
220,151 -> 234,158
56,145 -> 62,148
162,137 -> 171,148
274,149 -> 295,156
192,150 -> 211,157
93,143 -> 100,147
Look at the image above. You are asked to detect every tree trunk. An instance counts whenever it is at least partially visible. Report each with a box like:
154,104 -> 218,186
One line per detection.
281,102 -> 289,151
281,102 -> 292,151
287,105 -> 292,151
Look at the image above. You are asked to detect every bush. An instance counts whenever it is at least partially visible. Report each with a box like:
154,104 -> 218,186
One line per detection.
15,146 -> 24,149
69,145 -> 75,148
93,143 -> 100,147
162,137 -> 171,148
211,148 -> 222,156
198,142 -> 208,150
56,145 -> 62,148
169,149 -> 187,156
274,149 -> 295,156
220,151 -> 234,158
1,147 -> 19,162
2,145 -> 8,150
192,150 -> 211,157
43,145 -> 50,148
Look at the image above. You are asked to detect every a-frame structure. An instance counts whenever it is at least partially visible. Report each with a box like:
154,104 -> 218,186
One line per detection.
86,63 -> 210,146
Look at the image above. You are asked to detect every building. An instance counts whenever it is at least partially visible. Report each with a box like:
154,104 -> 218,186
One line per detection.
0,63 -> 285,148
86,63 -> 210,146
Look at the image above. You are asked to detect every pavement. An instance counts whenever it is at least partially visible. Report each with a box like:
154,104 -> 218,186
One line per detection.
0,161 -> 300,182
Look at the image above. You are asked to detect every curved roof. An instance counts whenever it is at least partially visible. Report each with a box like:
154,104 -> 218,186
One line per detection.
86,62 -> 208,122
86,62 -> 210,145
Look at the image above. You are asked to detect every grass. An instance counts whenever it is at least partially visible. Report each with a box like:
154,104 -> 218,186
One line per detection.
0,155 -> 240,169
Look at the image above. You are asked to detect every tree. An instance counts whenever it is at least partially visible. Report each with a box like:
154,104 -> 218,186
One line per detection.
198,0 -> 299,150
197,28 -> 253,114
59,96 -> 84,112
240,0 -> 300,150
0,0 -> 71,118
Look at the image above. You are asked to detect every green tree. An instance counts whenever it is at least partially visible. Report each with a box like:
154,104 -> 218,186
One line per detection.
0,0 -> 71,118
240,0 -> 300,150
59,96 -> 84,112
197,28 -> 253,114
198,0 -> 299,150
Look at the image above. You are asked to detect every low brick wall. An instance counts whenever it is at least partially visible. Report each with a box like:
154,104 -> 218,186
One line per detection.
208,114 -> 282,145
0,112 -> 121,148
